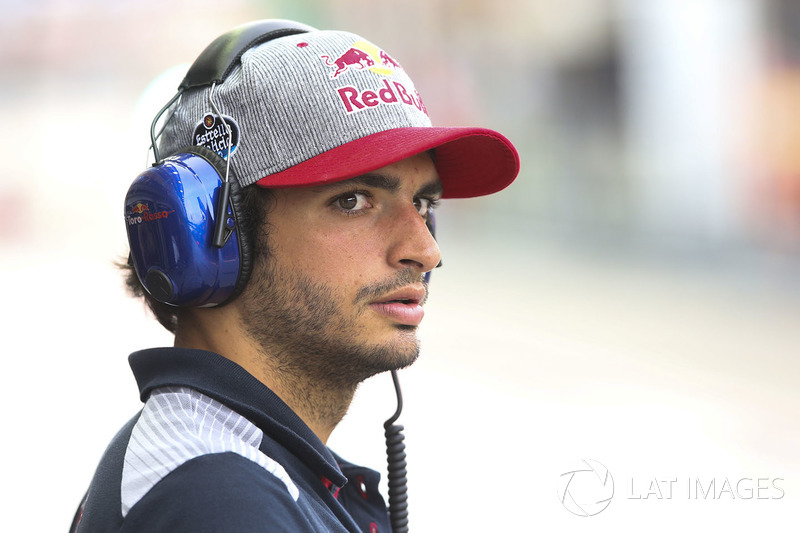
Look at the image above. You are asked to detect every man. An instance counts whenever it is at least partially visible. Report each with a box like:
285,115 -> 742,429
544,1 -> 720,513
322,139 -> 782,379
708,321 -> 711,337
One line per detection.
73,20 -> 519,532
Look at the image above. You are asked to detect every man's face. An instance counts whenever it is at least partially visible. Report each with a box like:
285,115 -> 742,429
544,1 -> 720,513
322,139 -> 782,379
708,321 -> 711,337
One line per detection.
237,152 -> 442,387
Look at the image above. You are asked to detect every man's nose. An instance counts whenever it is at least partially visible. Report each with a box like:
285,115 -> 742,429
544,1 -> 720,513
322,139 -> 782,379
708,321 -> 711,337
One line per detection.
387,206 -> 441,274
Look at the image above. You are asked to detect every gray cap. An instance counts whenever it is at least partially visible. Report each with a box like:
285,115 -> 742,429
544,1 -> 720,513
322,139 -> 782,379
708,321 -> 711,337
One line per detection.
160,25 -> 519,198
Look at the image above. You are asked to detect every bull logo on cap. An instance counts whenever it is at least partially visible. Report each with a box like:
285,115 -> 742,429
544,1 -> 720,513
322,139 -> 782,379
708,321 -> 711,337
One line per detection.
321,41 -> 402,79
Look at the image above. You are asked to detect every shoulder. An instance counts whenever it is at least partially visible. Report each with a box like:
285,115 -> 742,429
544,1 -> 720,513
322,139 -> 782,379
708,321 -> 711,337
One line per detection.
121,452 -> 310,532
121,387 -> 298,516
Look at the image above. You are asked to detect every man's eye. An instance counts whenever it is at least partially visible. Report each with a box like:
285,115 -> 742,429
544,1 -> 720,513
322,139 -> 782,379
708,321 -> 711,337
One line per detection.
336,192 -> 371,212
414,197 -> 440,218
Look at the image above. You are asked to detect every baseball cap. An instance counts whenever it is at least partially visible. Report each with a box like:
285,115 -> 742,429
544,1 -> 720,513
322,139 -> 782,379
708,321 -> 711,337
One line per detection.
159,24 -> 520,199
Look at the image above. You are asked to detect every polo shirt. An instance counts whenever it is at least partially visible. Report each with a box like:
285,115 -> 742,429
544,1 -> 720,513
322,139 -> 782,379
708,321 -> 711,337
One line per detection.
72,348 -> 391,532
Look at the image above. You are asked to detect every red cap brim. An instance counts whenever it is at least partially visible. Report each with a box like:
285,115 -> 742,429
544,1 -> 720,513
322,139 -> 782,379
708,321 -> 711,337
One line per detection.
254,127 -> 520,198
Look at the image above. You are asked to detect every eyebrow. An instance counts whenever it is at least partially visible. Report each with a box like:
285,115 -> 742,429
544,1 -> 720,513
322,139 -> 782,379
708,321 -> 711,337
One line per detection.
349,173 -> 401,192
417,179 -> 444,197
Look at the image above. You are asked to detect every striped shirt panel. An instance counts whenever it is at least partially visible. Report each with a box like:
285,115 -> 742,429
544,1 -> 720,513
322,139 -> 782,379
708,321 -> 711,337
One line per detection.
120,386 -> 299,516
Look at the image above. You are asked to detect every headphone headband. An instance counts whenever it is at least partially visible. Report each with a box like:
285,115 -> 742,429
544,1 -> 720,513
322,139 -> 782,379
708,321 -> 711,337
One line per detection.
179,19 -> 316,89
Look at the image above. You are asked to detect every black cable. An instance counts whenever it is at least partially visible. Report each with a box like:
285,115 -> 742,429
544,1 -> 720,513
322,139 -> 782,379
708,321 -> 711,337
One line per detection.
384,370 -> 409,533
149,90 -> 182,163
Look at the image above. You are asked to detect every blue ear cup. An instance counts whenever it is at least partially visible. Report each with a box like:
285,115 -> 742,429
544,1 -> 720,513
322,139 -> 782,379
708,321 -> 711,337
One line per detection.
125,145 -> 248,307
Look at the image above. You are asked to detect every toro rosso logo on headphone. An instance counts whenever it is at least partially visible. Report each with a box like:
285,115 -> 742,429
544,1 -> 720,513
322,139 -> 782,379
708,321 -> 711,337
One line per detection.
318,41 -> 427,116
193,113 -> 240,160
126,202 -> 172,226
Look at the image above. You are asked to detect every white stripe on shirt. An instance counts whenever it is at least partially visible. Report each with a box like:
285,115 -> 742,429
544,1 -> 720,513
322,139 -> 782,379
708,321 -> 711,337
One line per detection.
121,386 -> 299,516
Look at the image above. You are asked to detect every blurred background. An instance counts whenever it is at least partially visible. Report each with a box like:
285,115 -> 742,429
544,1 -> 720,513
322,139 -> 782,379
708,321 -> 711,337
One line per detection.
2,0 -> 799,530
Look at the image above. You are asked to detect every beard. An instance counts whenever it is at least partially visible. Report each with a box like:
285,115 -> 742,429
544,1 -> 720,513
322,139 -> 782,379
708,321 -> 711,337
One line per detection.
238,251 -> 426,393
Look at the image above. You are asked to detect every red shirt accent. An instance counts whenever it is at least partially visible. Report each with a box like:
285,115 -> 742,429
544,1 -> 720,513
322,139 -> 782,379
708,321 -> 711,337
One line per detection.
321,476 -> 341,499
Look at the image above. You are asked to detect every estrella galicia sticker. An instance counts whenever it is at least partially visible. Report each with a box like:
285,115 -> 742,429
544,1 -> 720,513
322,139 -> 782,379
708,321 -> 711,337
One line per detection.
193,113 -> 240,160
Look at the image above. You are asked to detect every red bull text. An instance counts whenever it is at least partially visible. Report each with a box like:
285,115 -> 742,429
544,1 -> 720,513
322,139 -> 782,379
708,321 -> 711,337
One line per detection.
337,79 -> 428,116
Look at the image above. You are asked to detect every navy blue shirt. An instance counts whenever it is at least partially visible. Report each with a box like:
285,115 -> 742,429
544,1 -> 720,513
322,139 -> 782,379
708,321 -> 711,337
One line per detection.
72,348 -> 391,532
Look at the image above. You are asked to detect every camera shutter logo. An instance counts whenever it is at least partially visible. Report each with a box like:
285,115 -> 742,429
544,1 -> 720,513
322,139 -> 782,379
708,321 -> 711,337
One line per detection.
557,459 -> 614,517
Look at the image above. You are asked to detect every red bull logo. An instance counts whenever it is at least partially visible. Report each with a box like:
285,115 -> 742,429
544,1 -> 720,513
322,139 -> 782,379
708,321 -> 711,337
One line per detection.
131,202 -> 149,214
321,48 -> 374,79
320,41 -> 402,80
320,41 -> 426,117
379,51 -> 401,69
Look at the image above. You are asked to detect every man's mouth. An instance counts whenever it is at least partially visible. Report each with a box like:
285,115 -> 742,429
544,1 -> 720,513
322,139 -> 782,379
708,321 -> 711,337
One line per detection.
369,286 -> 427,326
384,298 -> 419,305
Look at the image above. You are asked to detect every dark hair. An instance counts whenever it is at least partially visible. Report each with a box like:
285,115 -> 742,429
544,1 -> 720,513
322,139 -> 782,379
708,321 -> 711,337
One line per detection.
121,184 -> 274,333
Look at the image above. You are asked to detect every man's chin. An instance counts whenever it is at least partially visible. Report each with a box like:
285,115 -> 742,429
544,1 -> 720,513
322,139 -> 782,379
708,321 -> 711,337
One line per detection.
358,334 -> 421,375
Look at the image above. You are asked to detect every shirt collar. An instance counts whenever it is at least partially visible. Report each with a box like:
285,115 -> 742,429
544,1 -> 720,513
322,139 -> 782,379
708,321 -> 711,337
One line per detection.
129,347 -> 347,487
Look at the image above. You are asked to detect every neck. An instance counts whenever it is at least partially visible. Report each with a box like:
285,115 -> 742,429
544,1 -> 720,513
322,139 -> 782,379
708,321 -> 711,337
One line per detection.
253,356 -> 357,443
174,310 -> 355,444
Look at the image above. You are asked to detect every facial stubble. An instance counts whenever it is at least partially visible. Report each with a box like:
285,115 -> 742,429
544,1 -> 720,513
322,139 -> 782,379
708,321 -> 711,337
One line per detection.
239,252 -> 425,396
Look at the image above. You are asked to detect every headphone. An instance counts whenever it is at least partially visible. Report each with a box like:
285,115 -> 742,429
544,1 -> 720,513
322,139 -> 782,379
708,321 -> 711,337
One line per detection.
125,20 -> 315,307
126,19 -> 438,309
